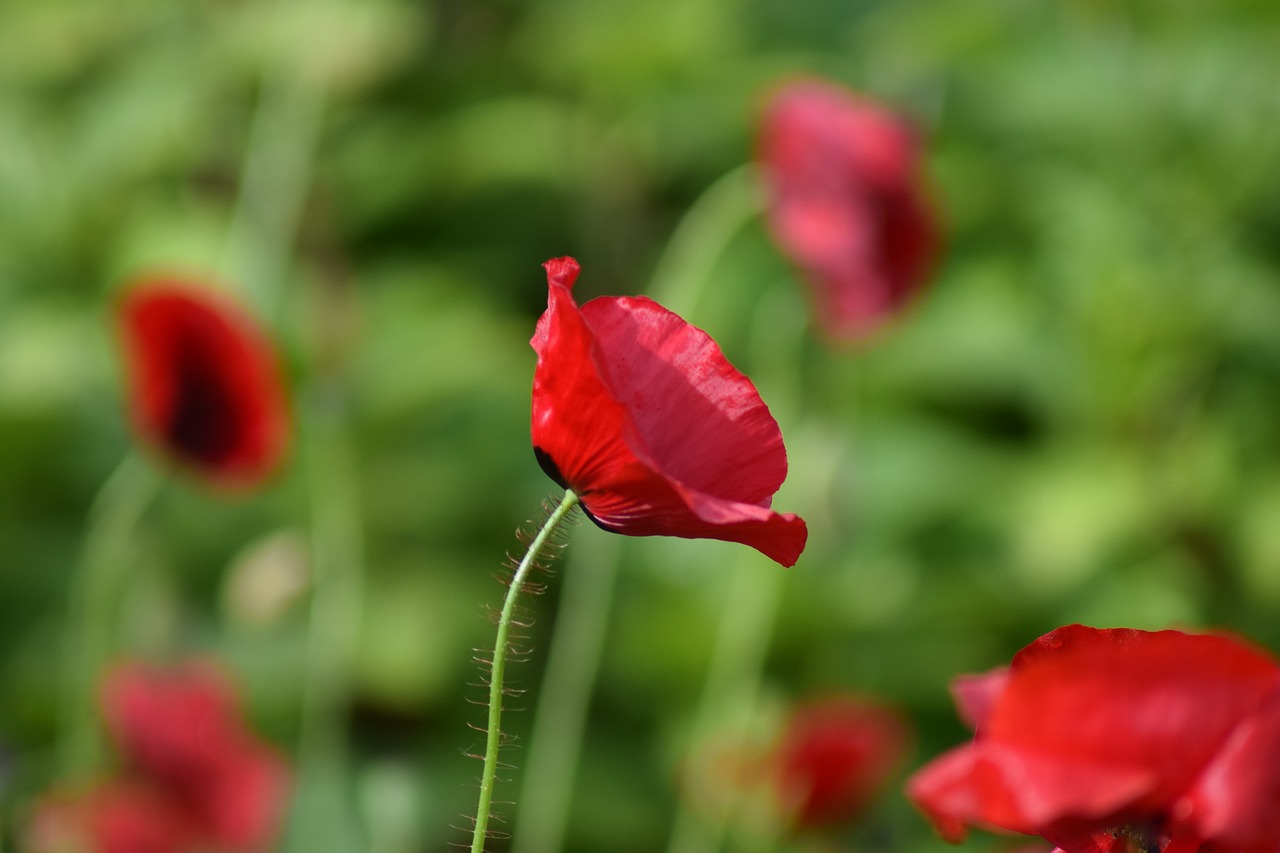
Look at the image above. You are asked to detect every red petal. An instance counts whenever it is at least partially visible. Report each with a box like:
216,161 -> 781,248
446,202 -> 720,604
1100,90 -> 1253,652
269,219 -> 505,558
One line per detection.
580,296 -> 788,503
908,740 -> 1155,841
909,625 -> 1280,846
1177,689 -> 1280,853
117,277 -> 290,492
530,258 -> 807,566
950,667 -> 1009,731
987,628 -> 1279,809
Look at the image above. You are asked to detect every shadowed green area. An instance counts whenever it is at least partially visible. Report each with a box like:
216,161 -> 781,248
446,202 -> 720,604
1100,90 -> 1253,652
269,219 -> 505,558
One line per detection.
2,0 -> 1280,850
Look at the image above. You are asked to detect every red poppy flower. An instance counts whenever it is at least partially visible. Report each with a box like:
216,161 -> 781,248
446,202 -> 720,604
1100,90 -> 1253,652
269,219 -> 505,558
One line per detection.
100,660 -> 290,851
772,695 -> 909,828
757,79 -> 940,342
906,624 -> 1280,853
117,277 -> 290,491
529,257 -> 807,567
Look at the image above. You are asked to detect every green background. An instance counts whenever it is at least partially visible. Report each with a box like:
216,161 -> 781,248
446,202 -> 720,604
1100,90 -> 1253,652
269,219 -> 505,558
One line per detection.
2,0 -> 1280,850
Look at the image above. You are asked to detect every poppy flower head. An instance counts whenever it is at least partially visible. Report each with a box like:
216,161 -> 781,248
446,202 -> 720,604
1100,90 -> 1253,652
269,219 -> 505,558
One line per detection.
117,277 -> 290,492
772,695 -> 909,829
907,624 -> 1280,853
757,78 -> 940,343
530,257 -> 807,567
99,660 -> 290,851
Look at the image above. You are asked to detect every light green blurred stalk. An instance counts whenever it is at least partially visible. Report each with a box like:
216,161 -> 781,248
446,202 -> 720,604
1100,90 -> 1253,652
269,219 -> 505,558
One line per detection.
514,165 -> 764,853
220,5 -> 325,320
666,287 -> 810,853
60,451 -> 162,776
287,378 -> 368,853
215,2 -> 368,847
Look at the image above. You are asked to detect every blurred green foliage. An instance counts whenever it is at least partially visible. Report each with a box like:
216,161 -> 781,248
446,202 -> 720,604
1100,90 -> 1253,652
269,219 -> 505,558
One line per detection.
2,0 -> 1280,850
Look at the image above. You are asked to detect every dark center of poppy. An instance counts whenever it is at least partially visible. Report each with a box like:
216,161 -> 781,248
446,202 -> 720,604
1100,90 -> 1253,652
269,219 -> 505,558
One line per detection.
1112,825 -> 1165,853
166,347 -> 241,466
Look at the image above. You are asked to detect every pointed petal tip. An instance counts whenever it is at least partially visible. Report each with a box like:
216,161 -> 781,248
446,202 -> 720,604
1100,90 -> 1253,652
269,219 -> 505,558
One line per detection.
764,514 -> 808,567
543,256 -> 581,289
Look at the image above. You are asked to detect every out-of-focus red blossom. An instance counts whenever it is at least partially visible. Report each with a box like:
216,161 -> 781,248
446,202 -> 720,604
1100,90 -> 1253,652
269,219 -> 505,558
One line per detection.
530,256 -> 807,567
772,695 -> 909,828
907,624 -> 1280,853
117,277 -> 290,492
757,78 -> 940,342
26,661 -> 289,853
100,661 -> 290,850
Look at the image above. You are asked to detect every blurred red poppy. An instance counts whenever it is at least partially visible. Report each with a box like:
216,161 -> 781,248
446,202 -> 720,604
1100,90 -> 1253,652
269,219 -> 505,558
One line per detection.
530,257 -> 807,567
773,695 -> 909,828
100,661 -> 290,851
757,79 -> 940,342
117,278 -> 289,491
25,661 -> 288,853
907,624 -> 1280,853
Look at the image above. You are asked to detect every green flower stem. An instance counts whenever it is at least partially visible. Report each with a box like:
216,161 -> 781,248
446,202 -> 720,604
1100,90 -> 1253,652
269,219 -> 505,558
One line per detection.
471,489 -> 580,853
512,526 -> 620,853
60,451 -> 163,776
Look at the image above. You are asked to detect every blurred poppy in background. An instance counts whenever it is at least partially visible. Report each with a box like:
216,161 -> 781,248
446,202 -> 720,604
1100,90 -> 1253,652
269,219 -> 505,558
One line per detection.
26,660 -> 290,853
907,624 -> 1280,853
117,278 -> 290,492
530,256 -> 807,567
757,79 -> 940,343
771,694 -> 909,830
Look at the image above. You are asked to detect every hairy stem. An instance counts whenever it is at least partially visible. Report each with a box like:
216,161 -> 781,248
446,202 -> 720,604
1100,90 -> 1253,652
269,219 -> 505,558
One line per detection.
471,490 -> 580,853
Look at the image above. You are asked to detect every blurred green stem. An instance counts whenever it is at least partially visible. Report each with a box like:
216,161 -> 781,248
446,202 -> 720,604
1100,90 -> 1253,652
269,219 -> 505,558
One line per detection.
666,286 -> 810,853
665,561 -> 784,853
512,164 -> 763,853
220,2 -> 325,319
215,5 -> 362,846
286,379 -> 367,852
648,164 -> 763,312
60,451 -> 162,775
512,526 -> 620,853
471,490 -> 580,853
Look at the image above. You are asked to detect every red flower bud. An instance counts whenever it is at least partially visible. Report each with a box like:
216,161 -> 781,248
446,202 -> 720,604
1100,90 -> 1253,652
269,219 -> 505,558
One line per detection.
117,278 -> 290,492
